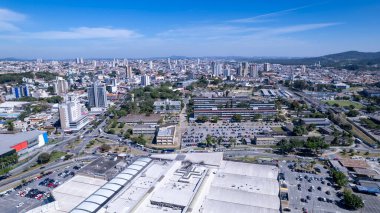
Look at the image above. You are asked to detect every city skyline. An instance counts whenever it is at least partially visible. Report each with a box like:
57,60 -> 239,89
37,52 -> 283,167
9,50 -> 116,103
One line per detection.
0,0 -> 379,58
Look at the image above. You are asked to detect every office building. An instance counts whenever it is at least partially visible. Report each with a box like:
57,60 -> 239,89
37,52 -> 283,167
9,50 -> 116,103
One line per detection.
53,77 -> 69,95
140,75 -> 151,86
59,95 -> 89,132
88,81 -> 108,108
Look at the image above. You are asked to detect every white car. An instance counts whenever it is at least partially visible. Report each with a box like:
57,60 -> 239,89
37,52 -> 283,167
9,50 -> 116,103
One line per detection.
16,202 -> 24,208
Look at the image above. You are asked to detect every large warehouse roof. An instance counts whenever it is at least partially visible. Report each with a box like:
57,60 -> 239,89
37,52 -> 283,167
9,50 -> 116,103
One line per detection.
71,158 -> 152,213
201,160 -> 280,213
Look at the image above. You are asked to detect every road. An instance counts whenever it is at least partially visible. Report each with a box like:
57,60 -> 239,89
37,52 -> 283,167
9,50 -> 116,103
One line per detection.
0,155 -> 97,192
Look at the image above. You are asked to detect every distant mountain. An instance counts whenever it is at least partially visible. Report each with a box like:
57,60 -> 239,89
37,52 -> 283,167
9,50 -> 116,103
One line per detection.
249,51 -> 380,70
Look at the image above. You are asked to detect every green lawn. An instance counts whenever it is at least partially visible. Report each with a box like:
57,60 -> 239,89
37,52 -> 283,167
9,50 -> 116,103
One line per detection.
324,100 -> 363,109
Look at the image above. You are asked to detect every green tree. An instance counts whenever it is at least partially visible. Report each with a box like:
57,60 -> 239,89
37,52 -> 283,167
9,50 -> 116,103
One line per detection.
99,144 -> 111,153
342,189 -> 364,210
331,169 -> 348,188
37,153 -> 51,164
196,116 -> 209,123
6,121 -> 14,131
231,114 -> 242,122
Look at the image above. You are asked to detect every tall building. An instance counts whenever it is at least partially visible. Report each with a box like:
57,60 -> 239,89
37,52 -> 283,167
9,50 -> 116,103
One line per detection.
87,81 -> 108,108
238,62 -> 248,77
53,77 -> 69,95
126,66 -> 133,79
264,63 -> 271,72
141,75 -> 151,86
223,68 -> 231,78
168,58 -> 171,69
211,61 -> 218,76
249,64 -> 258,78
301,65 -> 306,73
11,85 -> 30,99
59,95 -> 89,132
149,61 -> 153,70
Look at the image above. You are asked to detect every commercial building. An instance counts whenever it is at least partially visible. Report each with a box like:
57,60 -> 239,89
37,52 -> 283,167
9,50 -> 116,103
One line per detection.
59,95 -> 89,132
30,153 -> 280,213
88,81 -> 108,108
0,130 -> 48,157
156,125 -> 176,145
153,99 -> 181,114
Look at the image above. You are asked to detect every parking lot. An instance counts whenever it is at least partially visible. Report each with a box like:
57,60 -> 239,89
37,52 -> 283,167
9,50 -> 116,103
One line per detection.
0,163 -> 84,213
279,160 -> 353,213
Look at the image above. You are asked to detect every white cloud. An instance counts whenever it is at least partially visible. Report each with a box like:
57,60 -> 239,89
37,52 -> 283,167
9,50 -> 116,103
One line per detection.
29,27 -> 141,40
158,25 -> 263,39
0,8 -> 26,31
228,5 -> 312,23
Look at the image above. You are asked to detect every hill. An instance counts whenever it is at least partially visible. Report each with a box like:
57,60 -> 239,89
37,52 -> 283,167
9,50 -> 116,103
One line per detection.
249,51 -> 380,70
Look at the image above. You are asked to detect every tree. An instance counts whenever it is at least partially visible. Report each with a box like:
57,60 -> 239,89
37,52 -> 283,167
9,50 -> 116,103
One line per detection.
210,116 -> 219,123
231,114 -> 242,122
346,110 -> 359,117
205,134 -> 215,147
342,189 -> 364,210
99,144 -> 111,153
331,169 -> 348,188
6,121 -> 14,132
251,114 -> 262,121
293,125 -> 307,136
37,153 -> 50,164
196,116 -> 208,123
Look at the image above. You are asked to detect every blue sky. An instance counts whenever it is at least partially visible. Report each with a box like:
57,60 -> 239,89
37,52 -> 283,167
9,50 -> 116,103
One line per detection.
0,0 -> 379,59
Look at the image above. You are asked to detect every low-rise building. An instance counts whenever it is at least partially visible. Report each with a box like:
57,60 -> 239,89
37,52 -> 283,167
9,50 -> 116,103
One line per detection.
118,114 -> 162,125
132,124 -> 157,135
301,118 -> 331,127
153,99 -> 181,113
254,135 -> 277,145
156,125 -> 176,145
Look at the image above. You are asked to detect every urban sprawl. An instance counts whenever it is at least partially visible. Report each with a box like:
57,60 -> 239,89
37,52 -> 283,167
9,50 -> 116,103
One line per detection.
0,57 -> 380,213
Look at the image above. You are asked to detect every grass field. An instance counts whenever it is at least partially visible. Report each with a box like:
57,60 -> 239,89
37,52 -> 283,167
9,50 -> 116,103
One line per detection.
324,100 -> 364,109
